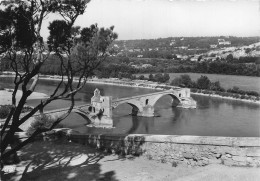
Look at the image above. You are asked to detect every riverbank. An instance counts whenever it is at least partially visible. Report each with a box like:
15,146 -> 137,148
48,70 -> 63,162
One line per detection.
86,79 -> 260,105
1,74 -> 260,104
192,92 -> 260,104
0,89 -> 48,106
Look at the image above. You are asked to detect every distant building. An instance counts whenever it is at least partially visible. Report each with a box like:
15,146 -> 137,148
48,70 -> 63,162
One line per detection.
176,54 -> 183,59
141,64 -> 153,68
137,55 -> 143,58
190,57 -> 198,62
190,55 -> 201,62
218,39 -> 231,45
113,44 -> 119,48
210,44 -> 218,49
131,65 -> 139,69
170,41 -> 175,46
178,46 -> 188,50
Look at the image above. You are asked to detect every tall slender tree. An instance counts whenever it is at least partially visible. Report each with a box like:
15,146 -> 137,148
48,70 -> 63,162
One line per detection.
0,0 -> 117,165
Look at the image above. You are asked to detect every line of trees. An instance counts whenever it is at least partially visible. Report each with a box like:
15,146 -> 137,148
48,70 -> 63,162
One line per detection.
171,75 -> 260,98
2,54 -> 260,77
138,73 -> 170,83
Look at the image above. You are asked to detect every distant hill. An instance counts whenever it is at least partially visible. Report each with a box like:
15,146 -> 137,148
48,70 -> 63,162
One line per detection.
112,36 -> 260,58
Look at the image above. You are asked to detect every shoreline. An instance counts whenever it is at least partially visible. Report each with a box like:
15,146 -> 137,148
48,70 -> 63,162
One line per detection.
0,89 -> 49,106
191,92 -> 260,104
1,74 -> 260,105
86,79 -> 260,105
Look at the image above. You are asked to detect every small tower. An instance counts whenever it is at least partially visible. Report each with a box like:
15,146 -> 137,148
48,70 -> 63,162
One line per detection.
91,88 -> 112,118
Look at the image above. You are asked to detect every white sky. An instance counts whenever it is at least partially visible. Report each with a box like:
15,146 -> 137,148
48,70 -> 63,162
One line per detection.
41,0 -> 260,40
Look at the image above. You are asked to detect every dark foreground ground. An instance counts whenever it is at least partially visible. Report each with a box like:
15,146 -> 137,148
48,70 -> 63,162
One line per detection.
1,141 -> 260,181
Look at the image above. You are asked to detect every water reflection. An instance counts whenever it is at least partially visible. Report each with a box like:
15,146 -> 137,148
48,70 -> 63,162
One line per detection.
126,116 -> 155,134
171,108 -> 182,123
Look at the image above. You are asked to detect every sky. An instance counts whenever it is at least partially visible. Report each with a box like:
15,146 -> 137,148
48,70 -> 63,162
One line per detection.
41,0 -> 260,40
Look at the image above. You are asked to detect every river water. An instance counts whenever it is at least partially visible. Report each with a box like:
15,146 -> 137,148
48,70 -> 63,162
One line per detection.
1,77 -> 259,137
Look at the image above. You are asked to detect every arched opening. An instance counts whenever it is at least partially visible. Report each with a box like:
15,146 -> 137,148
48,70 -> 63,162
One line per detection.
74,112 -> 92,125
153,94 -> 180,109
88,106 -> 92,112
179,93 -> 181,97
146,99 -> 149,105
112,102 -> 140,117
93,107 -> 96,113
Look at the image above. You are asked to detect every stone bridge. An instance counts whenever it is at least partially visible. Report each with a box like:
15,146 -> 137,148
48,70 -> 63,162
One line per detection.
19,87 -> 196,130
110,88 -> 196,117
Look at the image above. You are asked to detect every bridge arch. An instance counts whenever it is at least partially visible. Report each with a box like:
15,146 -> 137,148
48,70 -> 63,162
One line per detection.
113,100 -> 143,116
149,93 -> 181,107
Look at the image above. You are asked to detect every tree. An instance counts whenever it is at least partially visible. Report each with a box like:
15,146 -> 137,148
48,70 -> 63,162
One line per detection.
196,75 -> 211,89
171,77 -> 181,86
154,73 -> 164,83
180,74 -> 192,87
226,54 -> 233,62
138,75 -> 145,80
163,73 -> 170,83
209,81 -> 225,92
148,74 -> 154,81
0,0 -> 117,165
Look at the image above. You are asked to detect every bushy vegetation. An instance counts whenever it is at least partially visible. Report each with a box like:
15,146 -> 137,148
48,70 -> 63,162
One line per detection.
0,105 -> 33,119
227,86 -> 259,97
2,53 -> 259,77
170,75 -> 260,101
0,105 -> 10,119
26,114 -> 63,136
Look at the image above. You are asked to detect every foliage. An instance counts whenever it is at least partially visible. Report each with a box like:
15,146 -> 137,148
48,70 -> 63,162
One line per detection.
0,0 -> 117,164
170,74 -> 260,101
209,81 -> 225,92
0,105 -> 10,119
226,54 -> 233,61
196,75 -> 211,89
147,73 -> 170,83
227,86 -> 259,97
0,105 -> 33,119
26,114 -> 63,136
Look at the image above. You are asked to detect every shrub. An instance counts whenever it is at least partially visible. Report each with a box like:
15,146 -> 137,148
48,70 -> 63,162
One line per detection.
0,105 -> 33,119
172,161 -> 178,167
240,95 -> 246,99
246,91 -> 259,97
190,88 -> 198,92
232,94 -> 240,99
197,75 -> 211,89
202,90 -> 211,94
0,105 -> 11,119
26,114 -> 63,136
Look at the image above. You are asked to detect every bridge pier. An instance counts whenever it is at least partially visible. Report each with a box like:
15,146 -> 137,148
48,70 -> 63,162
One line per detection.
131,106 -> 139,116
138,106 -> 154,117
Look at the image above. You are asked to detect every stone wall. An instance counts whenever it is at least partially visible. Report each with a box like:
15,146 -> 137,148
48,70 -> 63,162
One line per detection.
50,129 -> 260,167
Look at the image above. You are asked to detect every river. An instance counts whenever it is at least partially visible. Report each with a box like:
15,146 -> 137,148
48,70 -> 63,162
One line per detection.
1,77 -> 259,137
